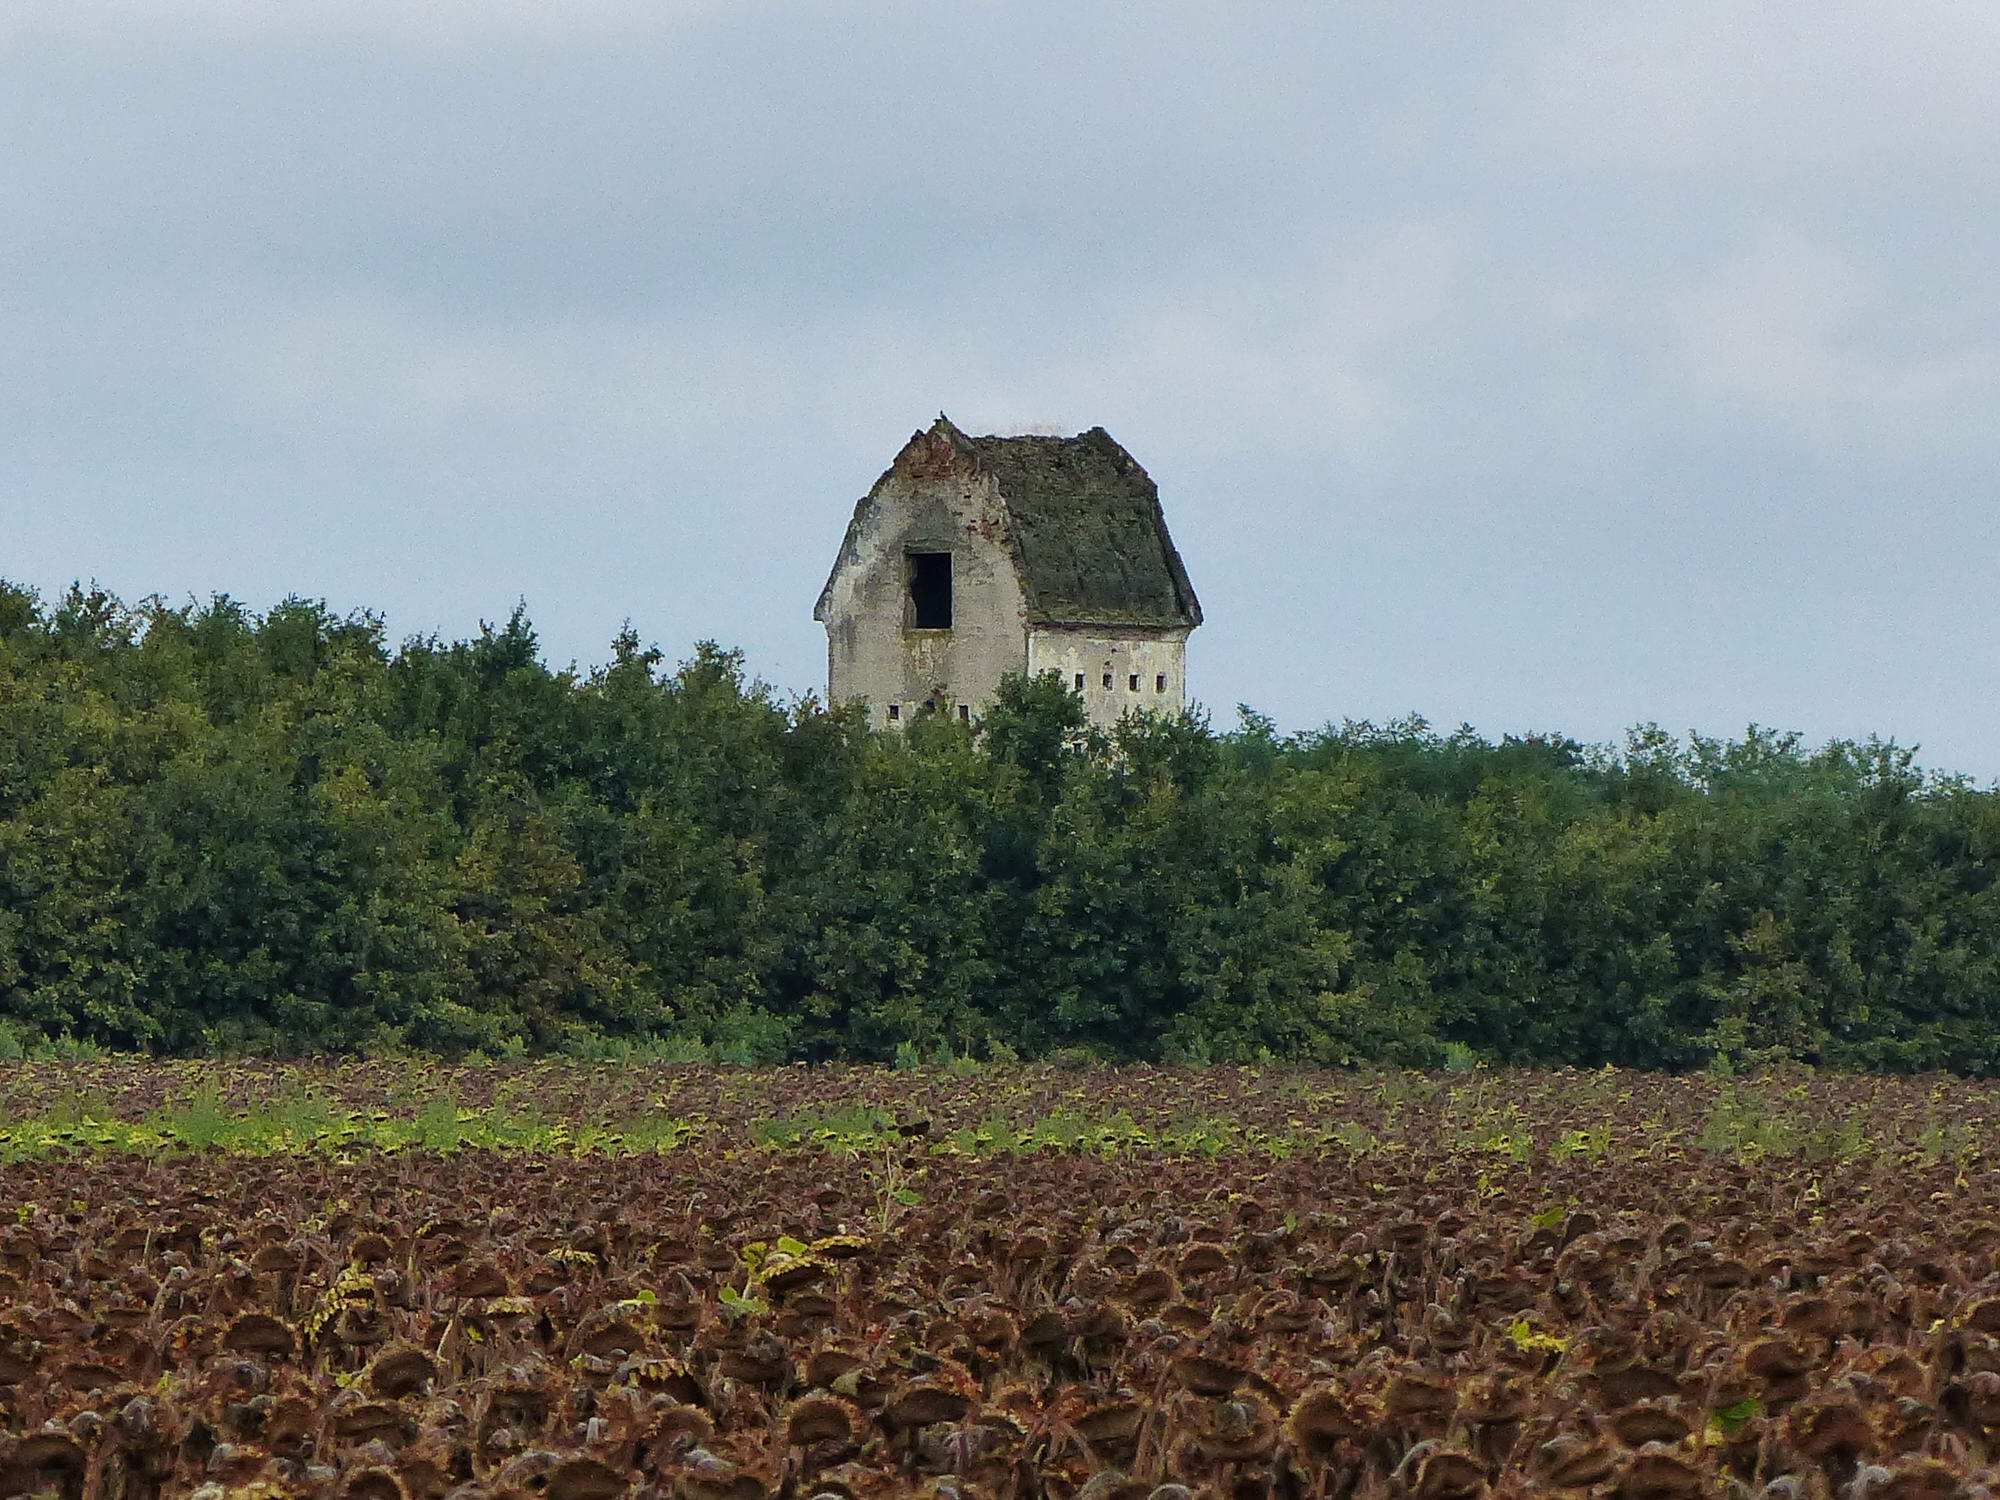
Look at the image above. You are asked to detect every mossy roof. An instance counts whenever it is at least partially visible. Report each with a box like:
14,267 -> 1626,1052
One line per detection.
960,423 -> 1201,629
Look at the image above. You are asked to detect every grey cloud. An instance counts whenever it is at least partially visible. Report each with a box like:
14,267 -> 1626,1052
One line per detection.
4,1 -> 1997,772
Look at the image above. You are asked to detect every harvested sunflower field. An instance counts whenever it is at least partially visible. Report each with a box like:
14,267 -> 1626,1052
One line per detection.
2,1064 -> 1998,1499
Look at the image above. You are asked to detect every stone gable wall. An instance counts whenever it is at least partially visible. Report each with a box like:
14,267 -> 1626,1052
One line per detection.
821,429 -> 1031,728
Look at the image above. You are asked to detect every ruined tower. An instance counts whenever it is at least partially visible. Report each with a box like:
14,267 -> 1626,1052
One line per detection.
815,417 -> 1201,729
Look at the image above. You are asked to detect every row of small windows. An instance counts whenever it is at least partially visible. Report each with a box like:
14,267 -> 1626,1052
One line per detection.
1074,672 -> 1168,693
886,675 -> 1169,723
886,702 -> 971,723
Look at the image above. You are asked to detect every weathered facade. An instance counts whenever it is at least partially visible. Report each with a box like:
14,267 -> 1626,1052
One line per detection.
815,417 -> 1201,730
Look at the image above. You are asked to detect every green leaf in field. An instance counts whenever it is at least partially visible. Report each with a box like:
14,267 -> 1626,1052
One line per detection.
1708,1397 -> 1761,1437
890,1186 -> 922,1206
1506,1316 -> 1568,1354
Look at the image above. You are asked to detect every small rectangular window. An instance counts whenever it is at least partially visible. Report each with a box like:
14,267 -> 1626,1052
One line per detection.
907,552 -> 952,629
958,704 -> 969,722
1127,674 -> 1139,692
1155,673 -> 1167,692
887,703 -> 900,721
1073,672 -> 1085,691
1102,671 -> 1113,689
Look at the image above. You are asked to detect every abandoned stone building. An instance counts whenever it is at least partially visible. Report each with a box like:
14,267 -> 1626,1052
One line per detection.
814,416 -> 1201,730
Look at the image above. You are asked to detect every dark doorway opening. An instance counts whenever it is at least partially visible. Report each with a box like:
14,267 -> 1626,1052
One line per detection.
908,552 -> 952,628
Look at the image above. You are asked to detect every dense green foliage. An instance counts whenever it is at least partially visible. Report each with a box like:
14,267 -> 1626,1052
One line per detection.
3,581 -> 1998,1070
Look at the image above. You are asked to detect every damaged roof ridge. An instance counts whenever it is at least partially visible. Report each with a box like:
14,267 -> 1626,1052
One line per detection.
818,416 -> 1202,630
952,421 -> 1200,630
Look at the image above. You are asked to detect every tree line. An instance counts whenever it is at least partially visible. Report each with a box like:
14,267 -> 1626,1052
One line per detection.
2,581 -> 1997,1070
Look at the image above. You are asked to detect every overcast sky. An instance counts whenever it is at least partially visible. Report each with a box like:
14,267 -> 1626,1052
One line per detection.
5,2 -> 1997,774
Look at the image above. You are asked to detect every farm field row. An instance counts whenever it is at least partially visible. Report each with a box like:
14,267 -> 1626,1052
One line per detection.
2,1066 -> 1997,1498
2,1061 -> 1996,1161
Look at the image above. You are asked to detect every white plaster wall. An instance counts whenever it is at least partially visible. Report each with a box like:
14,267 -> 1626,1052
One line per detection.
822,433 -> 1031,729
1027,627 -> 1189,730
